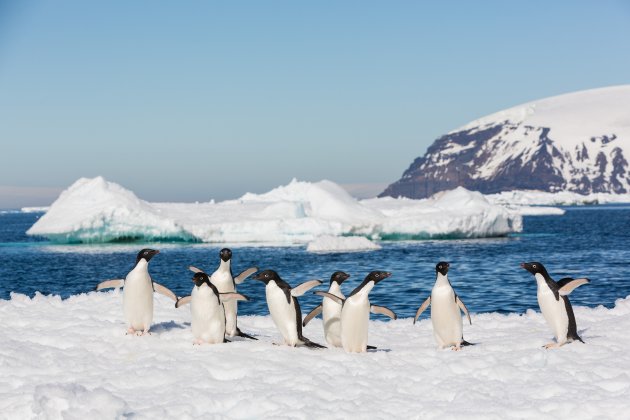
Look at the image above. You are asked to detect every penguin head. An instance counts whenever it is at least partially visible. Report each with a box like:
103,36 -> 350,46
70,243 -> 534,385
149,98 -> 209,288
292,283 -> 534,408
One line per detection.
219,248 -> 232,262
436,262 -> 449,276
192,272 -> 211,287
365,271 -> 391,284
330,271 -> 350,285
252,269 -> 280,284
520,261 -> 548,276
136,249 -> 159,264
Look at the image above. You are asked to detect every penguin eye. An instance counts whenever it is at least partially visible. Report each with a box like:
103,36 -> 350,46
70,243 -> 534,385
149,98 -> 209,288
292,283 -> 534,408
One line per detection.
144,251 -> 148,255
533,264 -> 537,268
265,273 -> 269,278
375,273 -> 380,278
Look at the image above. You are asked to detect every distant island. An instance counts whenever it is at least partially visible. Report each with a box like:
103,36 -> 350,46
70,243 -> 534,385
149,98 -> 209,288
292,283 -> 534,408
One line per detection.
381,85 -> 630,199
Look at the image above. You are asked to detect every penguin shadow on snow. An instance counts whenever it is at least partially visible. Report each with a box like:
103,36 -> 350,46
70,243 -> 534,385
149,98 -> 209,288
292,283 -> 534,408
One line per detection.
150,321 -> 187,333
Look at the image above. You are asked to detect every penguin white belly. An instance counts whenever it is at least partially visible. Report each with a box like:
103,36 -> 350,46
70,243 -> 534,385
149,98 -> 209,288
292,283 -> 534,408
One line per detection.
341,297 -> 370,353
322,298 -> 343,347
191,287 -> 225,344
211,270 -> 238,336
430,286 -> 462,348
123,266 -> 154,331
266,285 -> 299,346
537,285 -> 569,343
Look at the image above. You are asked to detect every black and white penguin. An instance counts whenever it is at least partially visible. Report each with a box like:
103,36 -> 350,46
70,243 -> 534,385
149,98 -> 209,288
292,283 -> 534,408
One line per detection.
180,248 -> 258,340
521,261 -> 590,348
252,270 -> 325,348
95,249 -> 177,335
413,262 -> 472,350
315,271 -> 397,353
180,271 -> 249,345
302,271 -> 350,347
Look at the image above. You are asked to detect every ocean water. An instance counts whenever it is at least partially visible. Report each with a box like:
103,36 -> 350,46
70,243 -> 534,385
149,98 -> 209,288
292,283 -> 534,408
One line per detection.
0,207 -> 629,319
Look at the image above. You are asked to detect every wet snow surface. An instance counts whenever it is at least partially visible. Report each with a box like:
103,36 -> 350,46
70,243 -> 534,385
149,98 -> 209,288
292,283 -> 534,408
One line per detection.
2,291 -> 629,419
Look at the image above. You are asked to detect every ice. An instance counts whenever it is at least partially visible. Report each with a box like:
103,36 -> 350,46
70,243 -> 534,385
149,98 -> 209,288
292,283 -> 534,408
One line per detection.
306,235 -> 381,253
28,178 -> 523,244
20,206 -> 50,213
1,291 -> 630,417
487,190 -> 630,206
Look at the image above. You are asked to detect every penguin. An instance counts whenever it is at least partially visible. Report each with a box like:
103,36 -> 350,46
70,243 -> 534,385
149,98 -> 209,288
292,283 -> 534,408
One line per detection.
178,271 -> 249,345
413,262 -> 472,350
302,271 -> 350,347
95,249 -> 177,335
314,271 -> 397,353
178,248 -> 258,340
252,270 -> 326,348
520,261 -> 590,348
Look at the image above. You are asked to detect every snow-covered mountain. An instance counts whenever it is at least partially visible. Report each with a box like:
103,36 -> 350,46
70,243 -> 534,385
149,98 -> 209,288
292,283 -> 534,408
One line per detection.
381,85 -> 630,199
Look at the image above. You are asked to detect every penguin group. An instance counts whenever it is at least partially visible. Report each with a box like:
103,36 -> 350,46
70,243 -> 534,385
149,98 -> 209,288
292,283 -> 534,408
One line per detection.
95,248 -> 590,352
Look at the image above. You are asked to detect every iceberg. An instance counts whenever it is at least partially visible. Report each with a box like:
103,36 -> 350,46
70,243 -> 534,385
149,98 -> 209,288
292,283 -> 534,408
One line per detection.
27,177 -> 523,244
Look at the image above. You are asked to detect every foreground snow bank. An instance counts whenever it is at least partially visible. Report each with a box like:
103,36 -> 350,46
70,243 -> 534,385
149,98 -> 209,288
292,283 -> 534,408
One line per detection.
1,292 -> 629,418
28,177 -> 522,244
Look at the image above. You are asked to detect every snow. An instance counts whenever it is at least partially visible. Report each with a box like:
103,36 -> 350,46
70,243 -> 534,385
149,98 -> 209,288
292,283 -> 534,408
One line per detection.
306,235 -> 381,253
2,291 -> 630,418
28,177 -> 522,244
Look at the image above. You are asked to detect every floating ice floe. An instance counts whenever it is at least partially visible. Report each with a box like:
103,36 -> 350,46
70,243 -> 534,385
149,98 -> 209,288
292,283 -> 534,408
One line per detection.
27,177 -> 524,244
2,291 -> 630,418
306,235 -> 381,253
487,189 -> 630,207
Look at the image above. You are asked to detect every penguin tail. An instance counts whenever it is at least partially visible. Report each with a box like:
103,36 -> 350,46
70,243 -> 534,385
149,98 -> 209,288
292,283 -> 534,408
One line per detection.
460,339 -> 475,347
301,336 -> 327,349
224,338 -> 231,343
367,345 -> 378,351
569,333 -> 585,344
236,328 -> 258,341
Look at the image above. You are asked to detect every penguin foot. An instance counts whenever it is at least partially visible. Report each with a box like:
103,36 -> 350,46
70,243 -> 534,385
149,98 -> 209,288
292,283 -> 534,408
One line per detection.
543,342 -> 561,349
451,346 -> 461,351
193,339 -> 204,345
126,327 -> 135,335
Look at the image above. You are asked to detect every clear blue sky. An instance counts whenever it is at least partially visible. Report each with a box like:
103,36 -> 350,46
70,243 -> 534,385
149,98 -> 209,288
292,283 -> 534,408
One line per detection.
1,1 -> 629,207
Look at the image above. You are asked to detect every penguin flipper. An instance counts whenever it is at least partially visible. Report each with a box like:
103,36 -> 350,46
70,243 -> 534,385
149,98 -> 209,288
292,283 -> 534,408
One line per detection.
175,295 -> 192,308
291,280 -> 323,297
188,265 -> 204,274
413,297 -> 431,324
558,278 -> 590,296
234,267 -> 258,285
456,296 -> 472,325
219,292 -> 249,302
313,291 -> 345,305
153,282 -> 178,302
370,305 -> 397,320
302,304 -> 323,327
95,279 -> 124,291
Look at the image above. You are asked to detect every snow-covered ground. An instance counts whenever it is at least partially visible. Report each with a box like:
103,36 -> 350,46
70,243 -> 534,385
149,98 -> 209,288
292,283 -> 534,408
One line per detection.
1,291 -> 629,418
27,177 -> 523,244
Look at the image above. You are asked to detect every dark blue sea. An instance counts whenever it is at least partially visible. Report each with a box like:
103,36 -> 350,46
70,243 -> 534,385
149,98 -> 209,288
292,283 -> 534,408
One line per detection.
1,207 -> 629,318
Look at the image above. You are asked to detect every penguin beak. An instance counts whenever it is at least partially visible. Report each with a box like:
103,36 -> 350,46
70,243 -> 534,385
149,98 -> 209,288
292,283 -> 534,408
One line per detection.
374,272 -> 392,284
251,273 -> 267,283
520,263 -> 527,270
